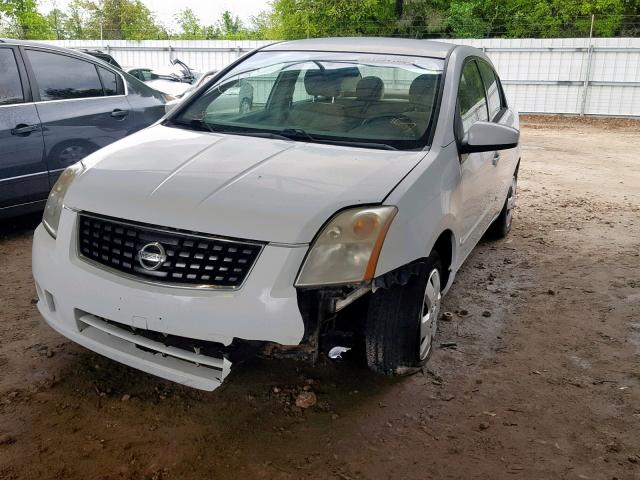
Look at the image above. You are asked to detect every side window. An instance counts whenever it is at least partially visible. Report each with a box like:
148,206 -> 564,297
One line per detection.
26,50 -> 103,101
477,60 -> 503,121
457,60 -> 488,134
98,66 -> 119,96
0,49 -> 24,105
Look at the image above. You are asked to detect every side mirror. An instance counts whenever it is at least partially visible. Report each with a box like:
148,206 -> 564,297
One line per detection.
459,121 -> 519,154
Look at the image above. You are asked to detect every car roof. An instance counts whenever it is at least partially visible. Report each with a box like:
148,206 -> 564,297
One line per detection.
262,37 -> 457,59
0,38 -> 116,65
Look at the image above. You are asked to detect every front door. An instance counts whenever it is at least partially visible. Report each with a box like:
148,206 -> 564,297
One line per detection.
0,46 -> 47,212
456,59 -> 495,261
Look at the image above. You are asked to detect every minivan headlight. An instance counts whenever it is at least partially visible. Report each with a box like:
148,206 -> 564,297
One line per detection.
42,162 -> 85,238
295,206 -> 398,287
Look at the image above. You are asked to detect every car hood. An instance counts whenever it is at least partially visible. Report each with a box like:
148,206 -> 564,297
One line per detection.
66,125 -> 426,244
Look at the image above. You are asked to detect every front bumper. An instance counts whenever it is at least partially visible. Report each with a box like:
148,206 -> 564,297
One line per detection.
32,208 -> 307,390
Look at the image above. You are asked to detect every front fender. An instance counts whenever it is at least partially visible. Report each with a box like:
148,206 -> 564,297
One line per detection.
375,143 -> 462,283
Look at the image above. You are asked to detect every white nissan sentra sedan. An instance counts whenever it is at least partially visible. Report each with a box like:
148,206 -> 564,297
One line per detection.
32,38 -> 520,391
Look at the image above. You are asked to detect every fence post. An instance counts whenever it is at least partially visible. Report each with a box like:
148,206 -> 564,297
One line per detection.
580,44 -> 594,116
168,44 -> 173,64
580,15 -> 595,116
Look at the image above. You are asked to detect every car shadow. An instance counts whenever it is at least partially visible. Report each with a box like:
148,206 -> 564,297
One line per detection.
0,212 -> 42,239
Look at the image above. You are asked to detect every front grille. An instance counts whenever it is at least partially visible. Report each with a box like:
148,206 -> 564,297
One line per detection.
77,212 -> 264,289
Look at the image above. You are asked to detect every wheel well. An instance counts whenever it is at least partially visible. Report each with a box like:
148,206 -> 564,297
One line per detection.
432,230 -> 453,289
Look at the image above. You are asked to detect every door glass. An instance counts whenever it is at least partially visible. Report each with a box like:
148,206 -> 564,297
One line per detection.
98,66 -> 118,96
477,61 -> 502,121
0,49 -> 24,105
26,50 -> 103,101
458,61 -> 489,133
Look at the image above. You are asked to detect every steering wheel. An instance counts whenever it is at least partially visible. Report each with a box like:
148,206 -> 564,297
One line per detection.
360,113 -> 421,138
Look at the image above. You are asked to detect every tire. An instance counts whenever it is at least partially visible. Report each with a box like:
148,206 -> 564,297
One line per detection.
364,252 -> 443,375
487,172 -> 517,239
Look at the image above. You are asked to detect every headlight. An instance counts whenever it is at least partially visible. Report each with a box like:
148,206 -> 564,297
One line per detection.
295,206 -> 398,287
42,162 -> 85,238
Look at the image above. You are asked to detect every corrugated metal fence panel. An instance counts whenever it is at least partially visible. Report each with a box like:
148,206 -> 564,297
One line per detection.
37,39 -> 272,71
42,38 -> 640,116
449,37 -> 640,116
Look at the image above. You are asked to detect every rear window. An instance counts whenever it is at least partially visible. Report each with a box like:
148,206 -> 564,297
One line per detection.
0,49 -> 24,105
26,49 -> 104,101
98,66 -> 119,96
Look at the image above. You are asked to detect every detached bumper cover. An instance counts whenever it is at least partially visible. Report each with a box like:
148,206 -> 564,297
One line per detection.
32,209 -> 307,391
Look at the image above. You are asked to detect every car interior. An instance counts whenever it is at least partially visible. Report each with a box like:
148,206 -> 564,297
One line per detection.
187,65 -> 441,144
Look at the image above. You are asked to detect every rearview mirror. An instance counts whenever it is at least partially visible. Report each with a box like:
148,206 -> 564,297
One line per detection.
459,121 -> 519,154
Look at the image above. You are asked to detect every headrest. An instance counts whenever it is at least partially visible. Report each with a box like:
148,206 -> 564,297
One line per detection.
409,74 -> 437,108
356,76 -> 384,102
304,70 -> 340,98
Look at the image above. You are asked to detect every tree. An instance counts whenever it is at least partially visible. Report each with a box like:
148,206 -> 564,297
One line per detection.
0,0 -> 54,39
218,10 -> 242,36
75,0 -> 166,40
269,0 -> 397,39
175,7 -> 206,39
61,0 -> 89,39
448,0 -> 490,37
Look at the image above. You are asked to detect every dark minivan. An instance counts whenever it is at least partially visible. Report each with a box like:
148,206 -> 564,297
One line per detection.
0,40 -> 167,218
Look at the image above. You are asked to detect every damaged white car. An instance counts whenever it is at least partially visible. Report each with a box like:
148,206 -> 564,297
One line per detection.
33,38 -> 520,391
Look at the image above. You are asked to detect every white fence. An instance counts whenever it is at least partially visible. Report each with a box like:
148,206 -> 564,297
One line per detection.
41,38 -> 640,117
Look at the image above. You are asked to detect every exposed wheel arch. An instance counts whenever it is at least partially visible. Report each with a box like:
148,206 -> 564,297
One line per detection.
431,229 -> 454,289
373,229 -> 456,292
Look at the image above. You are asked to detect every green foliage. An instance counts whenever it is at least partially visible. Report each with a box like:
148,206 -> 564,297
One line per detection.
268,0 -> 636,39
0,0 -> 637,40
0,0 -> 54,39
78,0 -> 167,40
269,0 -> 397,39
173,8 -> 264,40
448,1 -> 490,37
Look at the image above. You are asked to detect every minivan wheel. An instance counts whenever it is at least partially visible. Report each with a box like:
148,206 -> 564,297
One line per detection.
488,173 -> 517,239
364,252 -> 442,375
52,141 -> 97,167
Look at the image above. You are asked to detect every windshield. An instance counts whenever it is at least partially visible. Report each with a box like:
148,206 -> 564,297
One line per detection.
168,51 -> 444,150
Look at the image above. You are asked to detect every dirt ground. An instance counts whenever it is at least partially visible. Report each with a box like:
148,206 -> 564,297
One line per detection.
1,116 -> 639,480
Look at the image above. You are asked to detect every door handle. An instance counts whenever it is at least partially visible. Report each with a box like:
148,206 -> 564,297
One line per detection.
110,109 -> 129,119
11,123 -> 40,136
492,151 -> 501,166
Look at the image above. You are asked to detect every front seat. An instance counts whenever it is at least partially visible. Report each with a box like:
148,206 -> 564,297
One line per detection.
354,76 -> 384,112
289,70 -> 346,131
403,74 -> 438,130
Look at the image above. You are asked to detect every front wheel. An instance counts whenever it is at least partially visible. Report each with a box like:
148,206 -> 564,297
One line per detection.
364,252 -> 443,375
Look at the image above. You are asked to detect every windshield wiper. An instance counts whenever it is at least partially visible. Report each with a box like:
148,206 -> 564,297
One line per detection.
279,128 -> 397,150
280,128 -> 314,141
169,121 -> 397,150
169,119 -> 292,140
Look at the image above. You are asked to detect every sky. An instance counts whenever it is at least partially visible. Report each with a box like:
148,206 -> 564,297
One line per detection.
41,0 -> 271,30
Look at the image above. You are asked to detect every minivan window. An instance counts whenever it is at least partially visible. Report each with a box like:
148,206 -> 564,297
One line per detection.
458,60 -> 489,134
26,49 -> 103,101
0,49 -> 24,105
477,60 -> 502,121
169,51 -> 445,150
98,66 -> 118,96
